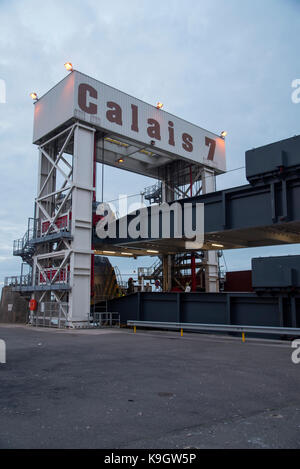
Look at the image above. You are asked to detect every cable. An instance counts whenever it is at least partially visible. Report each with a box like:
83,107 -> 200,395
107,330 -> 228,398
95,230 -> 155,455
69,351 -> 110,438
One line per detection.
101,192 -> 144,204
220,165 -> 245,174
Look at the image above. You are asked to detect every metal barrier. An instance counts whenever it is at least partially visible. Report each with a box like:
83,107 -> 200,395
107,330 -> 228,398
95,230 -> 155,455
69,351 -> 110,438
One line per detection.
92,312 -> 120,328
31,302 -> 68,328
127,320 -> 300,340
4,274 -> 32,288
4,276 -> 21,287
13,217 -> 36,255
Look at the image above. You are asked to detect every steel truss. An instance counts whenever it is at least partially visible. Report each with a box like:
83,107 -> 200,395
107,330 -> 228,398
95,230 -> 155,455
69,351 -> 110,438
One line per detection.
31,122 -> 95,327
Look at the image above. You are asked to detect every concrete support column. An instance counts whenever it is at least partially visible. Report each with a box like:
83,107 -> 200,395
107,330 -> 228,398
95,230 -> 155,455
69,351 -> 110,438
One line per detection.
68,124 -> 95,326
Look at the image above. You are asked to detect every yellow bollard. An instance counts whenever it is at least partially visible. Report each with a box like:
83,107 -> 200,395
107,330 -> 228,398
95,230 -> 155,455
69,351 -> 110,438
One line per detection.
181,328 -> 183,337
242,332 -> 245,343
134,325 -> 136,334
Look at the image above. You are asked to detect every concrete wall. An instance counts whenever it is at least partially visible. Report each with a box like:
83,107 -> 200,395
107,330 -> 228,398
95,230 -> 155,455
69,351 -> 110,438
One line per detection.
0,287 -> 28,323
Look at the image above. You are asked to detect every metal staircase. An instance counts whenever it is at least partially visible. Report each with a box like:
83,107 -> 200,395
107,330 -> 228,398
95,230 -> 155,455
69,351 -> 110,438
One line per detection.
13,218 -> 36,266
143,182 -> 162,204
138,258 -> 163,281
137,253 -> 207,291
172,252 -> 205,291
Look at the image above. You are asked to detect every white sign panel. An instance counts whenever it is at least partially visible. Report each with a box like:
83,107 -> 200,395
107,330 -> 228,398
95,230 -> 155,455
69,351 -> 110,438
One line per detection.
33,71 -> 226,173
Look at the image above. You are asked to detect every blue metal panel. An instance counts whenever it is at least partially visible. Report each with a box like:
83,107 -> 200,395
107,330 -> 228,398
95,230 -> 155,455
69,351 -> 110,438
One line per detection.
93,178 -> 300,247
246,135 -> 300,183
181,293 -> 227,324
109,292 -> 300,331
252,255 -> 300,289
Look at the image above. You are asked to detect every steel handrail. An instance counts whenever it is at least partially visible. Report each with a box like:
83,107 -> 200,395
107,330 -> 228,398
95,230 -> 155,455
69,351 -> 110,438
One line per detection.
127,320 -> 300,336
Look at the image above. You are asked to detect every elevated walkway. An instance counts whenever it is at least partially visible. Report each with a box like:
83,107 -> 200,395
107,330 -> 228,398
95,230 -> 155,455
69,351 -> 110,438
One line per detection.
94,175 -> 300,253
94,135 -> 300,254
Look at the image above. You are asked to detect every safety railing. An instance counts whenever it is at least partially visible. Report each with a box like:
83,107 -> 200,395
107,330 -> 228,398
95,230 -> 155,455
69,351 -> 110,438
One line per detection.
39,211 -> 71,238
4,276 -> 20,287
13,229 -> 34,254
91,312 -> 120,328
13,218 -> 37,263
37,267 -> 70,286
143,182 -> 162,203
127,320 -> 300,340
4,273 -> 32,288
13,214 -> 72,248
138,258 -> 162,279
31,302 -> 69,328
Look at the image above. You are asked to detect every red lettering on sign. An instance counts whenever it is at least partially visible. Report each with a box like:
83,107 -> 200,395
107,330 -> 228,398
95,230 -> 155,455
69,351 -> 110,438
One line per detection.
131,104 -> 139,132
147,118 -> 161,140
78,83 -> 98,114
76,83 -> 223,170
205,137 -> 216,160
168,121 -> 175,146
182,133 -> 193,152
106,101 -> 123,125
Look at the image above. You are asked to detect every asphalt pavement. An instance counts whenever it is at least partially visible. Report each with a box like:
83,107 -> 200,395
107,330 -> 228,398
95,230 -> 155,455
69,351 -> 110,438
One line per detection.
0,324 -> 299,449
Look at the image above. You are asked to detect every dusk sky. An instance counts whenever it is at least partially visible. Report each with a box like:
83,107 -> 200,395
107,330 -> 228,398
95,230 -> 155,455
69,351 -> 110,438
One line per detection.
1,0 -> 300,287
